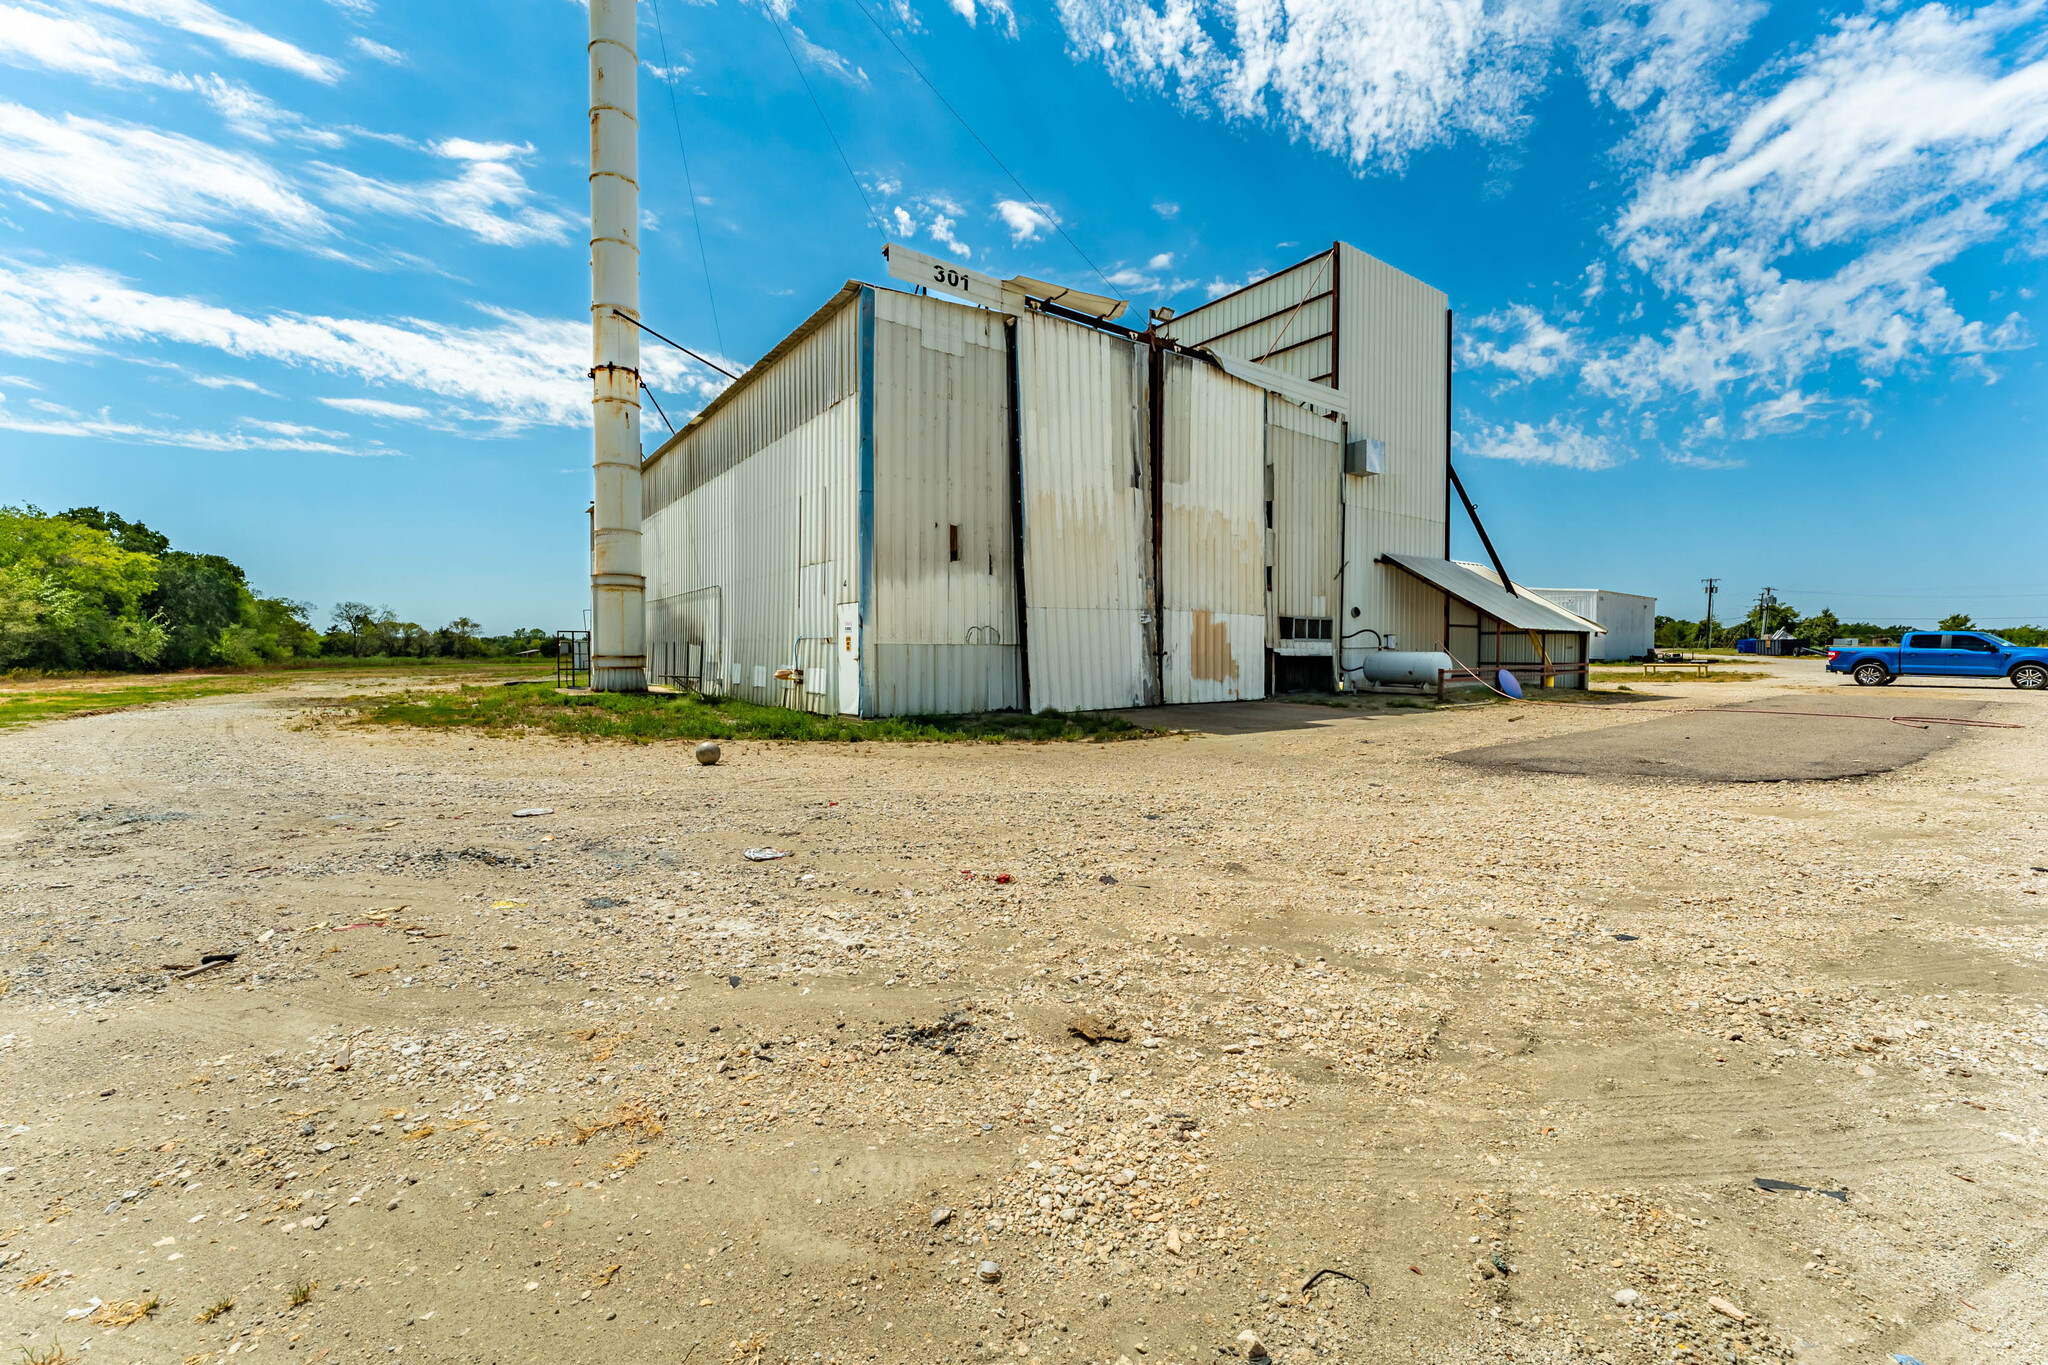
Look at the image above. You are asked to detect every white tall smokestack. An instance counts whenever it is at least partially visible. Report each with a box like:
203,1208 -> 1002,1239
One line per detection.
588,0 -> 646,691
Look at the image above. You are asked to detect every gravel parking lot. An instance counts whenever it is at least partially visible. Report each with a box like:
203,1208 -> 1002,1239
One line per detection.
2,664 -> 2043,1365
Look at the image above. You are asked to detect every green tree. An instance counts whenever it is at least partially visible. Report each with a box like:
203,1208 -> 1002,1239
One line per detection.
1937,612 -> 1974,630
1795,607 -> 1842,648
0,505 -> 164,668
331,601 -> 378,657
444,616 -> 482,658
150,552 -> 248,668
57,506 -> 171,556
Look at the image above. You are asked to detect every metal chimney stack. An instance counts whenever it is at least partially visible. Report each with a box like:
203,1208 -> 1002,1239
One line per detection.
588,0 -> 646,691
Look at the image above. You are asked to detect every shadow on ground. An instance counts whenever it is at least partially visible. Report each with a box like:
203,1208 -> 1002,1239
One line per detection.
1444,692 -> 2021,783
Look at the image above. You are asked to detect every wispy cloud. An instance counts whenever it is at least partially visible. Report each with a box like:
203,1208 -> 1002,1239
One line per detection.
317,139 -> 573,247
0,262 -> 728,431
0,102 -> 334,247
0,2 -> 164,85
318,395 -> 432,420
1459,417 -> 1621,471
1050,0 -> 1559,169
349,35 -> 404,65
1461,304 -> 1582,384
0,397 -> 392,455
88,0 -> 343,84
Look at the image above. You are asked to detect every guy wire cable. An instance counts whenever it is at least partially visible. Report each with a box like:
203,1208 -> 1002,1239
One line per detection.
649,0 -> 726,354
766,9 -> 882,240
845,0 -> 1118,297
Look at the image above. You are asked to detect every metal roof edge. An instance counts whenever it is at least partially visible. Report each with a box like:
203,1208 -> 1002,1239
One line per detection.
1163,243 -> 1336,328
1379,553 -> 1597,635
644,280 -> 864,470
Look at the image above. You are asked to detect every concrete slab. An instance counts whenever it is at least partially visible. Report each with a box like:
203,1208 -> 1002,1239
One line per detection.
1446,692 -> 2014,783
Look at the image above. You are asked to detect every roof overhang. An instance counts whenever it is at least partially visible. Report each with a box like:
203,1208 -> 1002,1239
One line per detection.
1379,554 -> 1599,634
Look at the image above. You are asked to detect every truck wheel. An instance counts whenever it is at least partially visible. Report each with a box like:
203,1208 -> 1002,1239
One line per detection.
1852,662 -> 1890,687
2013,663 -> 2048,690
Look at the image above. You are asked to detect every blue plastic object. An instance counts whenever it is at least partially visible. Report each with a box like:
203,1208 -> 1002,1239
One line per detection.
1497,669 -> 1523,699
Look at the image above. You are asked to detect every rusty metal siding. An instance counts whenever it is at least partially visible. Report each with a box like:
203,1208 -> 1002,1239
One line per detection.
642,397 -> 859,713
641,287 -> 861,518
1160,250 -> 1337,387
1159,352 -> 1266,704
1014,310 -> 1156,713
1333,244 -> 1450,664
868,289 -> 1021,714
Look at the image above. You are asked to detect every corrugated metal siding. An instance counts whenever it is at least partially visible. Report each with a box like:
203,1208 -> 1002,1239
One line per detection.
642,398 -> 859,712
1159,352 -> 1266,704
868,290 -> 1021,714
642,292 -> 860,516
1161,250 -> 1337,387
1267,398 -> 1342,622
1334,244 -> 1450,662
1015,310 -> 1156,713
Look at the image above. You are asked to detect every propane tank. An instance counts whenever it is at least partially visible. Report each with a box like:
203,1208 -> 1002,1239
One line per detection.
1349,650 -> 1456,686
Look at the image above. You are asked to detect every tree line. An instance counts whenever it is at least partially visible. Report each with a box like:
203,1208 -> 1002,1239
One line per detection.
1,505 -> 556,672
1657,603 -> 2045,650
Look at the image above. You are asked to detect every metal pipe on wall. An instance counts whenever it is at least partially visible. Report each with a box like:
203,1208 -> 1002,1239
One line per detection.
589,0 -> 647,691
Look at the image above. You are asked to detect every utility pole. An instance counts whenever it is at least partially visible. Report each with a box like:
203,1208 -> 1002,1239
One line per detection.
1700,577 -> 1718,651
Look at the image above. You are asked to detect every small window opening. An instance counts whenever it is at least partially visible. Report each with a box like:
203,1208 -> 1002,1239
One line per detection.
949,525 -> 960,562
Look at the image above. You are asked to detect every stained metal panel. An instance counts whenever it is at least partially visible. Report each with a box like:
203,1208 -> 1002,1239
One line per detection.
1159,351 -> 1265,704
867,289 -> 1021,715
641,398 -> 859,713
1014,310 -> 1156,712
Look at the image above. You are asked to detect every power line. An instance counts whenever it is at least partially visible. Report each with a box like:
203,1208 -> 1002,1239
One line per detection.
844,0 -> 1118,297
765,11 -> 881,239
648,0 -> 725,355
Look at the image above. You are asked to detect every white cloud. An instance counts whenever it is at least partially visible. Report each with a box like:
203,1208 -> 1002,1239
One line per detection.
1053,0 -> 1562,169
0,3 -> 163,84
1585,2 -> 2046,421
190,75 -> 347,147
945,0 -> 1017,36
319,395 -> 432,420
0,102 -> 333,247
995,198 -> 1054,244
349,35 -> 404,64
1146,251 -> 1174,269
317,140 -> 573,248
1459,417 -> 1620,470
1461,304 -> 1581,383
0,398 -> 390,456
928,214 -> 971,258
0,261 -> 728,431
1152,200 -> 1179,218
88,0 -> 342,84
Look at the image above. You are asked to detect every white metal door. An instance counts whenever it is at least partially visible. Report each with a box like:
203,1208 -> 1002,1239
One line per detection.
836,603 -> 861,715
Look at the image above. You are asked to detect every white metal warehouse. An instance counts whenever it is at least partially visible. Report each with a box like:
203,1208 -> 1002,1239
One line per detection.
639,240 -> 1568,716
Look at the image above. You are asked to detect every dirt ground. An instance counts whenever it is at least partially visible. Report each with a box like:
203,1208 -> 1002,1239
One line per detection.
2,661 -> 2044,1365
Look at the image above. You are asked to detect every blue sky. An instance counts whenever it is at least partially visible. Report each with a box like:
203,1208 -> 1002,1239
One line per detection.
2,0 -> 2044,634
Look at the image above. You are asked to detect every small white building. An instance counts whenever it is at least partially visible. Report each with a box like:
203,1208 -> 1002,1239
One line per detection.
637,241 -> 1570,715
1523,587 -> 1658,661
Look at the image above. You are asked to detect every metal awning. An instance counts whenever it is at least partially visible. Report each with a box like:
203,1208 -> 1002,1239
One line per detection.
1378,554 -> 1598,634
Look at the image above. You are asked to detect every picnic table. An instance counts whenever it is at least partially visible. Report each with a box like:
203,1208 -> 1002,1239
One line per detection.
1639,658 -> 1716,678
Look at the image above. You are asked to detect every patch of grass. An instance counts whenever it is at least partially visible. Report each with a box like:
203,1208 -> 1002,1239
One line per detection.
287,1279 -> 316,1308
1591,669 -> 1775,684
16,1341 -> 69,1365
0,677 -> 276,731
91,1295 -> 161,1327
346,683 -> 1154,745
193,1297 -> 236,1324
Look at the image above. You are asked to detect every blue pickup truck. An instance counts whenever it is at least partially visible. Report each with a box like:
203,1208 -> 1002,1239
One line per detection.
1827,631 -> 2048,689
